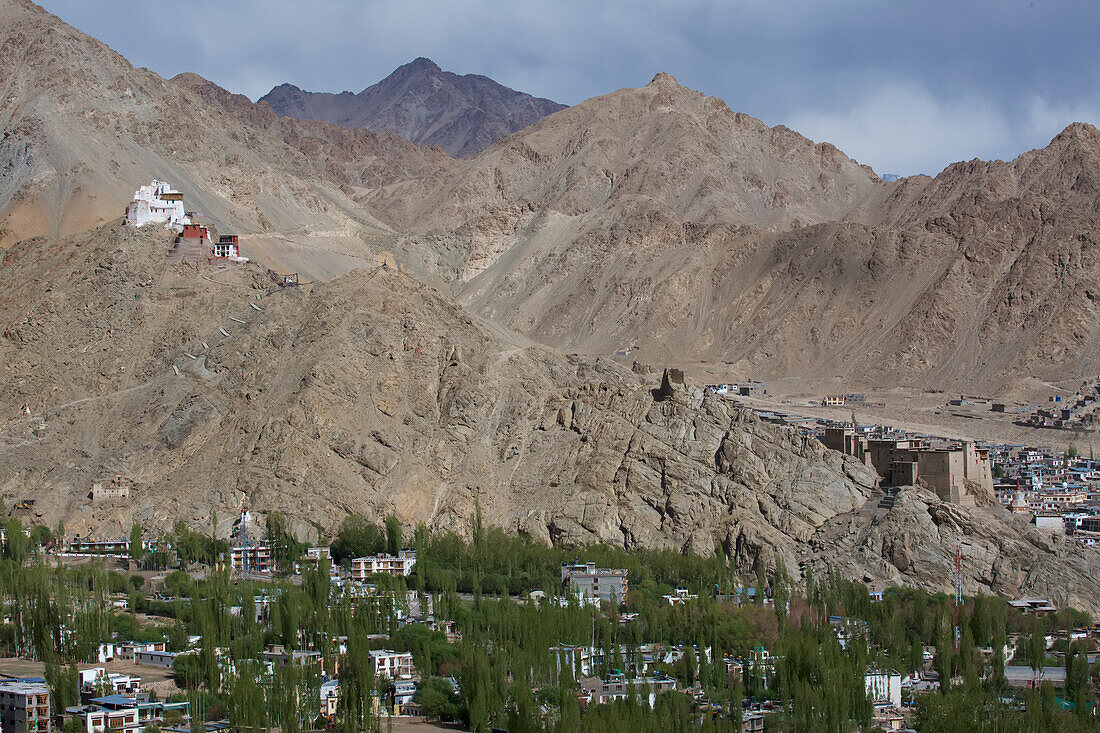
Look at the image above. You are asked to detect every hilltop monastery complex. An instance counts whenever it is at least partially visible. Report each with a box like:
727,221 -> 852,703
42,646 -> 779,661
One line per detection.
125,180 -> 246,263
125,180 -> 190,229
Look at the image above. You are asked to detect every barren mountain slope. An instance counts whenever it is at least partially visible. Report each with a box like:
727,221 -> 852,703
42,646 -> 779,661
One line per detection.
8,0 -> 1100,392
354,70 -> 1100,390
169,72 -> 450,192
842,122 -> 1100,386
0,0 -> 444,265
455,187 -> 1100,392
0,222 -> 875,560
5,223 -> 1100,611
361,72 -> 882,237
260,58 -> 566,158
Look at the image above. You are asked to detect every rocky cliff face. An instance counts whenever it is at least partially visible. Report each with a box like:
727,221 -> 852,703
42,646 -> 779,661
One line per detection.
6,222 -> 1100,613
0,223 -> 879,562
533,384 -> 880,559
803,485 -> 1100,614
260,58 -> 567,158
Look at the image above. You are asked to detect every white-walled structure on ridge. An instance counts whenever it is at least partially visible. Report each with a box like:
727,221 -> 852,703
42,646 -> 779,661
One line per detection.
125,180 -> 191,229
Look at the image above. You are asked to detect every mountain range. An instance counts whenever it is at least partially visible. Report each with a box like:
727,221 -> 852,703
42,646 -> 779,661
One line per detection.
3,0 -> 1100,607
259,57 -> 566,158
347,72 -> 1100,393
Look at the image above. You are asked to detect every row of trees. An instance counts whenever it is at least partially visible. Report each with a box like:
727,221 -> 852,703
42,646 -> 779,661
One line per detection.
8,510 -> 1100,732
326,510 -> 767,606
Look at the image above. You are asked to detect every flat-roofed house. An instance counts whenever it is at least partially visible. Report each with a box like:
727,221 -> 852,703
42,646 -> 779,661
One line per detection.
561,562 -> 629,606
0,678 -> 50,733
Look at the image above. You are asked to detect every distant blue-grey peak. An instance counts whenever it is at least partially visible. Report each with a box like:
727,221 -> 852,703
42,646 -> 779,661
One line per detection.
259,57 -> 566,158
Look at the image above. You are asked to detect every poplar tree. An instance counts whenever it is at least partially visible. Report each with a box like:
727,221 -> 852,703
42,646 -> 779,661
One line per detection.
338,627 -> 377,733
384,514 -> 402,557
3,518 -> 27,562
507,678 -> 538,733
934,612 -> 953,693
460,643 -> 493,732
1028,619 -> 1045,685
957,624 -> 977,692
557,668 -> 580,733
268,663 -> 301,733
772,558 -> 790,629
990,610 -> 1007,692
129,523 -> 144,566
229,660 -> 268,732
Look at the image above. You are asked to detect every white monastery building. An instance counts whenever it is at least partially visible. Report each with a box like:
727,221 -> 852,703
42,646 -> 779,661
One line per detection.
125,180 -> 190,229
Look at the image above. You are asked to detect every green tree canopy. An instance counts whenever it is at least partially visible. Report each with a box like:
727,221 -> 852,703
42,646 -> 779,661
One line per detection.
330,515 -> 385,565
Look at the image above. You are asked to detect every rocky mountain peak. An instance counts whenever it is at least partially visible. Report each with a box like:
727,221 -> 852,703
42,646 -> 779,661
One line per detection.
170,71 -> 211,88
260,57 -> 566,157
1046,121 -> 1100,161
364,74 -> 880,238
400,56 -> 443,74
648,71 -> 682,87
1054,120 -> 1100,141
267,81 -> 302,93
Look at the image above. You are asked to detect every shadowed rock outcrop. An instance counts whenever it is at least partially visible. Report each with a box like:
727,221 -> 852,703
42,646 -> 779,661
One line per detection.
802,484 -> 1100,613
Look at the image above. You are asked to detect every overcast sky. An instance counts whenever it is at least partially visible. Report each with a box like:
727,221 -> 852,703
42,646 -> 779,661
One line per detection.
38,0 -> 1100,176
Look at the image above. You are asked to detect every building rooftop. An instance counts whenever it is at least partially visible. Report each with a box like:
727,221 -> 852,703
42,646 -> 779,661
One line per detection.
0,678 -> 49,694
89,694 -> 138,708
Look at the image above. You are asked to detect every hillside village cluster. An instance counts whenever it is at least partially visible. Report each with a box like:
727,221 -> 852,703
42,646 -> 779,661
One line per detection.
2,512 -> 1094,733
1014,378 -> 1100,431
0,184 -> 1092,731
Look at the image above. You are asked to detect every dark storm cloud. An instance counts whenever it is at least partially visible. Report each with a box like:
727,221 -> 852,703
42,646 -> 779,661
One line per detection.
37,0 -> 1100,175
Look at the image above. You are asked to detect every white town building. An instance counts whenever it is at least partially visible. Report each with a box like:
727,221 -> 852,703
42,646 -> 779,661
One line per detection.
126,180 -> 190,229
78,668 -> 141,697
865,669 -> 903,708
578,673 -> 677,708
0,679 -> 51,733
350,550 -> 417,580
369,650 -> 414,679
561,562 -> 629,606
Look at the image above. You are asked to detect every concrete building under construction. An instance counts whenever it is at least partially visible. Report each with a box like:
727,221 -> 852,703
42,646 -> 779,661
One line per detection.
822,427 -> 994,506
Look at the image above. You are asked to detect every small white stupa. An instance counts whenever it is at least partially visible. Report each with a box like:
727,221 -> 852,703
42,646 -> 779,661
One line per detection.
125,180 -> 191,229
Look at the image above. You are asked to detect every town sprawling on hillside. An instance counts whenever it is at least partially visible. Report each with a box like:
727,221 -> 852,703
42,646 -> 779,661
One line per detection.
5,0 -> 1100,730
0,239 -> 1097,731
0,501 -> 1096,733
